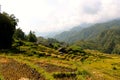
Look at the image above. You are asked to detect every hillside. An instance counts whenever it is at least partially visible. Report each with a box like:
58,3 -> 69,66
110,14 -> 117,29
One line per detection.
74,28 -> 120,54
54,19 -> 120,43
54,19 -> 120,54
0,41 -> 120,80
97,28 -> 120,54
54,23 -> 91,43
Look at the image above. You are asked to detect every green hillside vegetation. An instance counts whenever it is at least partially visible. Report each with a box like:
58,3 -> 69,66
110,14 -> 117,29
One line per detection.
0,40 -> 120,80
55,19 -> 120,54
37,37 -> 67,50
54,26 -> 84,43
96,28 -> 120,54
74,27 -> 120,54
55,19 -> 120,43
54,23 -> 91,43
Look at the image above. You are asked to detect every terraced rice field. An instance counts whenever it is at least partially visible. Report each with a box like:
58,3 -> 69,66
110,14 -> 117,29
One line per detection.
0,50 -> 120,80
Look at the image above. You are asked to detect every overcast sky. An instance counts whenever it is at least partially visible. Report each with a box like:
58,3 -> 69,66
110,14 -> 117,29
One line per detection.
0,0 -> 120,36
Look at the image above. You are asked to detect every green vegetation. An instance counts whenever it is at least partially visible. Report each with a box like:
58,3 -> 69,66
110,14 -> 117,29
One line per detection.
0,74 -> 4,80
27,31 -> 37,42
0,12 -> 18,49
54,23 -> 91,43
0,40 -> 120,80
13,28 -> 26,40
55,19 -> 120,43
74,28 -> 120,54
55,19 -> 120,54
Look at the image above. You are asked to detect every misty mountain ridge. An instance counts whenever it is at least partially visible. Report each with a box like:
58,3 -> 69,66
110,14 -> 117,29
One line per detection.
74,28 -> 120,54
54,18 -> 120,43
54,18 -> 120,54
43,23 -> 92,38
54,23 -> 92,42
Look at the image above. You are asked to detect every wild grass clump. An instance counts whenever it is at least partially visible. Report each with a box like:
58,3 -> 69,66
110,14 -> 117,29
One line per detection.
0,75 -> 4,80
112,66 -> 117,70
80,55 -> 89,62
75,68 -> 91,80
53,72 -> 76,78
37,52 -> 46,57
76,69 -> 90,76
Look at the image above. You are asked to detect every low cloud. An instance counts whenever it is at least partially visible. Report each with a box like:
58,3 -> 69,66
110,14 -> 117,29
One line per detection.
1,0 -> 120,35
82,0 -> 101,14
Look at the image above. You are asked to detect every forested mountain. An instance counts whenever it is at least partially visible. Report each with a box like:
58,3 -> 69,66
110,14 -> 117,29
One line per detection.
74,28 -> 120,54
54,19 -> 120,54
97,28 -> 120,54
54,19 -> 120,43
54,23 -> 91,43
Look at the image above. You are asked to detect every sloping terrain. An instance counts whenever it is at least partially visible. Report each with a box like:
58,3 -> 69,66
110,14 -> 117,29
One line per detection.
54,19 -> 120,43
0,42 -> 120,80
54,23 -> 91,43
54,19 -> 120,54
0,56 -> 45,80
74,28 -> 120,54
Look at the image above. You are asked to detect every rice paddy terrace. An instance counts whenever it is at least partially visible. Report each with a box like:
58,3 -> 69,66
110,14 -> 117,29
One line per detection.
0,42 -> 120,80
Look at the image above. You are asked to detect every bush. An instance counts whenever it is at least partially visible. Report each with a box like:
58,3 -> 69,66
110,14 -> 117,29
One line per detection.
53,72 -> 76,78
112,66 -> 117,70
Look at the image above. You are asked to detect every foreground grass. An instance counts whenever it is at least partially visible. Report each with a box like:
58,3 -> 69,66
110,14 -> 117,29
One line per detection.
0,42 -> 120,80
0,53 -> 91,80
81,50 -> 120,80
0,76 -> 4,80
0,63 -> 4,80
4,55 -> 54,80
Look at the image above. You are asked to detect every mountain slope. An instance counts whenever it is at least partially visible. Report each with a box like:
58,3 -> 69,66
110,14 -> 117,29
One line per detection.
0,43 -> 120,80
74,28 -> 120,54
97,28 -> 120,54
54,23 -> 91,43
54,19 -> 120,43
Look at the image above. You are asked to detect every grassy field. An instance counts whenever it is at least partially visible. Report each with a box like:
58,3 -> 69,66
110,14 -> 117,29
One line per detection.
0,42 -> 120,80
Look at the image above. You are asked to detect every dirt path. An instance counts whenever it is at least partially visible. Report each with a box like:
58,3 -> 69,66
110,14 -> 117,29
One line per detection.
0,56 -> 45,80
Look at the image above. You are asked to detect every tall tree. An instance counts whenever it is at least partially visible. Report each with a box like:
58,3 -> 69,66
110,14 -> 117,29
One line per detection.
0,12 -> 18,49
27,31 -> 37,42
13,28 -> 26,40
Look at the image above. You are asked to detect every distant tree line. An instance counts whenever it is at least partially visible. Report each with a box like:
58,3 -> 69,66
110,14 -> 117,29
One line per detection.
13,28 -> 37,42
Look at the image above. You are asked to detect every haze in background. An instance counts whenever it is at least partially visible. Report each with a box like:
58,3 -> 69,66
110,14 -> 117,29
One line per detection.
0,0 -> 120,36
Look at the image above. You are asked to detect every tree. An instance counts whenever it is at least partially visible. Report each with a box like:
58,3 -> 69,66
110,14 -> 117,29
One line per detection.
2,12 -> 18,27
0,12 -> 18,49
27,31 -> 37,42
13,28 -> 26,40
46,38 -> 60,49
